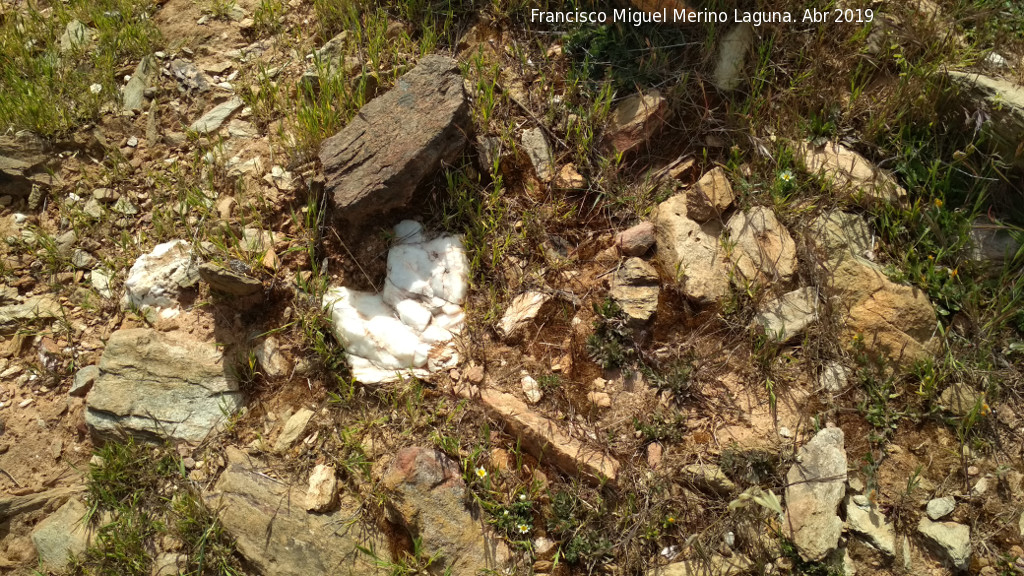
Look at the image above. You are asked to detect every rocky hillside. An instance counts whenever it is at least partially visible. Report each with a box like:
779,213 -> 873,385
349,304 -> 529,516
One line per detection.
1,0 -> 1023,575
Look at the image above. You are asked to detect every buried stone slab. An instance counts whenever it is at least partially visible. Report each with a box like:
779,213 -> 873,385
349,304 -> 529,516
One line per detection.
0,296 -> 59,330
724,206 -> 797,285
807,210 -> 874,269
522,127 -> 555,181
383,447 -> 511,575
480,388 -> 620,484
606,90 -> 667,155
752,287 -> 819,343
648,554 -> 752,576
319,55 -> 470,222
845,495 -> 895,557
653,189 -> 731,303
680,463 -> 736,496
944,72 -> 1024,169
31,497 -> 95,573
968,218 -> 1022,264
938,384 -> 983,418
85,328 -> 244,443
712,23 -> 754,92
784,427 -> 847,562
205,447 -> 385,576
917,518 -> 971,571
323,221 -> 468,384
189,97 -> 243,134
797,141 -> 906,205
830,258 -> 939,365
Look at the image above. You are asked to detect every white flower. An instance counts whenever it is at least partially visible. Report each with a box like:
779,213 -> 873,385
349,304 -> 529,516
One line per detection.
779,169 -> 794,183
89,83 -> 102,95
517,523 -> 531,534
519,494 -> 527,501
474,466 -> 487,479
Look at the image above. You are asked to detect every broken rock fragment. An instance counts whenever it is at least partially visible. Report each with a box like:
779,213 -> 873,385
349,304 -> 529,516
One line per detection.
830,258 -> 939,364
784,427 -> 847,561
845,495 -> 895,556
724,206 -> 797,285
198,261 -> 262,297
752,287 -> 818,343
496,291 -> 550,340
685,167 -> 735,222
324,221 -> 468,383
917,518 -> 971,571
606,90 -> 667,155
480,388 -> 620,484
615,221 -> 655,257
653,190 -> 731,302
609,257 -> 660,327
275,407 -> 314,452
797,141 -> 906,204
305,464 -> 337,512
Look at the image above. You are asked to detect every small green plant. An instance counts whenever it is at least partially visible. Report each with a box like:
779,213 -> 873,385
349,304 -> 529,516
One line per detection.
485,491 -> 535,541
634,411 -> 686,443
853,336 -> 906,443
641,358 -> 696,402
359,537 -> 450,576
252,0 -> 285,35
886,465 -> 923,532
586,299 -> 635,370
546,490 -> 613,568
205,0 -> 238,20
719,445 -> 785,487
536,374 -> 562,393
77,439 -> 241,575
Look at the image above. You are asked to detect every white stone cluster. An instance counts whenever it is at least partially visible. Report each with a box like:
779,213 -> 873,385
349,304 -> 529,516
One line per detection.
324,221 -> 468,383
122,240 -> 198,317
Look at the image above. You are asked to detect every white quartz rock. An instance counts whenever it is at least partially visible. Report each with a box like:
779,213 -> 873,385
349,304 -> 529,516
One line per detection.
324,221 -> 469,383
123,240 -> 199,313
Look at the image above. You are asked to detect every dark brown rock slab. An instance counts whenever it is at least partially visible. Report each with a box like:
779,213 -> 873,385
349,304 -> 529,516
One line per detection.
318,55 -> 470,222
382,446 -> 511,575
